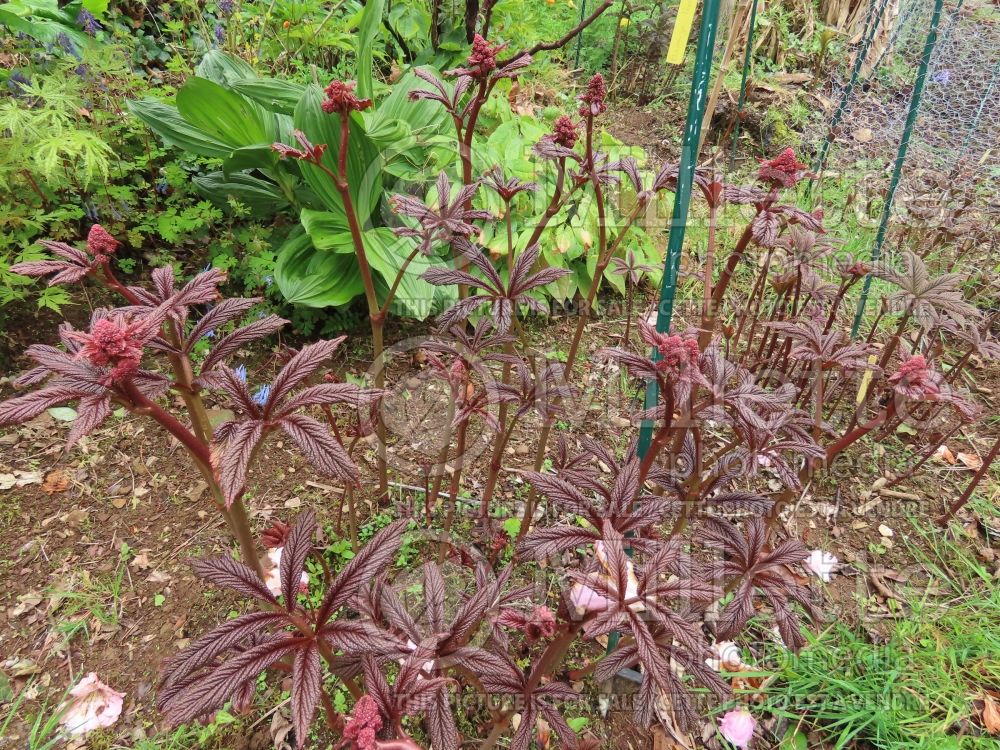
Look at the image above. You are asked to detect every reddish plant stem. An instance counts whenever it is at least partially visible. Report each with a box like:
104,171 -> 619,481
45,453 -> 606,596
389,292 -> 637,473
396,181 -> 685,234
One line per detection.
440,420 -> 468,560
623,277 -> 635,349
822,279 -> 852,335
524,159 -> 571,249
937,434 -> 1000,524
480,208 -> 519,517
451,77 -> 497,300
944,347 -> 974,384
98,262 -> 142,305
812,363 -> 824,442
496,0 -> 613,66
765,400 -> 899,530
315,119 -> 388,497
636,382 -> 674,487
478,621 -> 585,750
426,384 -> 458,521
729,249 -> 774,360
847,312 -> 910,434
121,381 -> 262,576
701,198 -> 719,324
521,141 -> 647,534
704,202 -> 769,331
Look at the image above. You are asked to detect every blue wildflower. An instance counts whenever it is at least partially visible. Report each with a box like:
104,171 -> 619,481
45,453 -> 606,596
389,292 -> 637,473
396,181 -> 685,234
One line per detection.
203,329 -> 216,339
155,179 -> 170,196
77,8 -> 101,35
214,23 -> 225,45
252,384 -> 271,407
8,71 -> 30,95
56,33 -> 80,59
219,0 -> 236,15
234,364 -> 248,383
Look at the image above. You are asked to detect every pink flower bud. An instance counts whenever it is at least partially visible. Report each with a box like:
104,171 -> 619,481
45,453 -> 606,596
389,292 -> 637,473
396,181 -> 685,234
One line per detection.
86,224 -> 120,259
757,147 -> 810,188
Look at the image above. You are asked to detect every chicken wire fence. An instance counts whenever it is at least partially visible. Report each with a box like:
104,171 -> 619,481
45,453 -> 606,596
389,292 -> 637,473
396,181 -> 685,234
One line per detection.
805,0 -> 999,238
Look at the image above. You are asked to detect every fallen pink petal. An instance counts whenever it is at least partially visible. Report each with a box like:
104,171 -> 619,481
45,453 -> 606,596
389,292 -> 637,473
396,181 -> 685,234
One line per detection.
719,708 -> 757,748
805,550 -> 839,583
59,673 -> 125,736
263,547 -> 309,597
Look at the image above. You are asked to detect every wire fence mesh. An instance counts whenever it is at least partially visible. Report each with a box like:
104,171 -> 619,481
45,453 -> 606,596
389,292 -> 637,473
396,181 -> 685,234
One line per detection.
837,0 -> 998,184
806,0 -> 999,245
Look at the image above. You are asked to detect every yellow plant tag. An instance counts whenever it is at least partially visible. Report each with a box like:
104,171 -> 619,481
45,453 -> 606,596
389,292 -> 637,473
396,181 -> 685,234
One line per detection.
856,353 -> 878,404
666,0 -> 699,65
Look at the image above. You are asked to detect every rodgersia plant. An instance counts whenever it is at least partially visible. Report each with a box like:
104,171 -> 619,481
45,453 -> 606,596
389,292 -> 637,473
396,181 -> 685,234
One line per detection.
3,21 -> 993,750
1,226 -> 380,575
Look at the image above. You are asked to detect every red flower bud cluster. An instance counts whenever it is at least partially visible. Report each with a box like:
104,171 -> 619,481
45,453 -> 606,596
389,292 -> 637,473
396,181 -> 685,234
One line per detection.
466,34 -> 502,78
846,262 -> 870,277
321,79 -> 372,116
87,224 -> 119,264
71,317 -> 150,385
343,695 -> 383,750
888,354 -> 941,400
652,334 -> 700,377
757,148 -> 810,189
578,74 -> 607,117
497,604 -> 557,642
552,115 -> 578,148
260,520 -> 291,549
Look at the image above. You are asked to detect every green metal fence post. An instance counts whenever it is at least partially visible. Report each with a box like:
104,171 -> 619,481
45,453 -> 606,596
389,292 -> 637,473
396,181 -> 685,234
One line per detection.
636,0 -> 722,460
850,0 -> 947,338
574,0 -> 588,69
729,0 -> 760,169
863,0 -> 919,84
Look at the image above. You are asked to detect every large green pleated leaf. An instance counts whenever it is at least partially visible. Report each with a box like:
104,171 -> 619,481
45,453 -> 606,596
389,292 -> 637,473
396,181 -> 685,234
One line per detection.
354,0 -> 386,100
293,86 -> 383,226
176,77 -> 272,150
194,172 -> 288,216
364,228 -> 448,321
299,209 -> 352,252
274,230 -> 364,308
540,244 -> 577,302
0,0 -> 88,45
369,68 -> 451,133
231,79 -> 306,115
126,99 -> 233,158
195,50 -> 258,87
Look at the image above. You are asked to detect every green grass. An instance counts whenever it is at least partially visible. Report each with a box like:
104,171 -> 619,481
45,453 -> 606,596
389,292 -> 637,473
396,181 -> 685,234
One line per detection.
83,709 -> 247,750
45,543 -> 132,650
763,520 -> 1000,749
0,679 -> 69,750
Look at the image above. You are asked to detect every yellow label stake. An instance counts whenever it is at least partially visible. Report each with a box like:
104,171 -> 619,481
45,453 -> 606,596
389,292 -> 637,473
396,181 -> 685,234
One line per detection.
856,353 -> 879,404
666,0 -> 700,64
